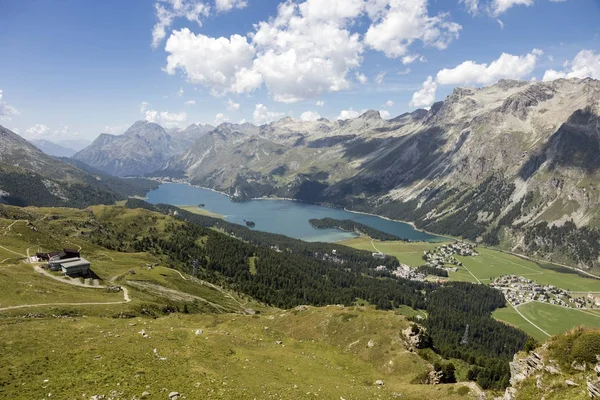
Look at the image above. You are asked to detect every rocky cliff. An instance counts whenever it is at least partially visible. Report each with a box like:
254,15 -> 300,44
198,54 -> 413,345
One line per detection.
73,121 -> 210,177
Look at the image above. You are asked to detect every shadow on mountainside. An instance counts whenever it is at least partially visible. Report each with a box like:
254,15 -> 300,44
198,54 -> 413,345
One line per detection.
520,108 -> 600,180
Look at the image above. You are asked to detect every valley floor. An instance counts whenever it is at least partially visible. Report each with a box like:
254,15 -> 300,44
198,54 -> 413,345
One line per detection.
341,237 -> 600,341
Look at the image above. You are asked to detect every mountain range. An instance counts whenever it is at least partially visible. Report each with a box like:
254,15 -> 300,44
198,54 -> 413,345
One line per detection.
0,124 -> 157,207
30,139 -> 79,157
6,77 -> 600,268
72,121 -> 213,177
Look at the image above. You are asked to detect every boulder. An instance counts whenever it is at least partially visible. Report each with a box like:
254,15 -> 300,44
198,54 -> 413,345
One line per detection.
375,380 -> 384,386
195,329 -> 203,336
168,392 -> 181,400
565,380 -> 578,387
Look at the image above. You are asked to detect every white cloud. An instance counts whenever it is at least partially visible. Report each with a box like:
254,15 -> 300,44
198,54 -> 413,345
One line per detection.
436,49 -> 542,85
379,110 -> 391,119
227,98 -> 240,111
178,87 -> 184,96
185,100 -> 196,105
152,0 -> 210,48
490,0 -> 533,16
401,54 -> 422,64
316,100 -> 325,107
542,50 -> 600,81
0,90 -> 19,121
337,108 -> 360,120
214,113 -> 230,125
460,0 -> 480,15
104,125 -> 127,134
25,124 -> 50,139
253,104 -> 285,125
251,0 -> 364,103
462,0 -> 535,17
397,67 -> 412,75
356,72 -> 368,84
164,29 -> 261,95
376,71 -> 387,85
364,0 -> 461,58
141,101 -> 187,128
385,100 -> 394,107
162,0 -> 462,103
300,111 -> 321,121
496,18 -> 504,29
215,0 -> 247,13
409,76 -> 437,108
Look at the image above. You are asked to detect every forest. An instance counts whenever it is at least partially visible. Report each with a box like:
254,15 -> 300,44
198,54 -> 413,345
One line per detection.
102,199 -> 530,389
308,217 -> 407,241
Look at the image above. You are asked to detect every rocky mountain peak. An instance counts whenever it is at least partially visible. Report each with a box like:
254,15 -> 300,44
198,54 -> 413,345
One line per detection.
359,110 -> 382,120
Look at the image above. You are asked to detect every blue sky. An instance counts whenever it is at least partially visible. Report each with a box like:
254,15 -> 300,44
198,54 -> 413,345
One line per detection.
0,0 -> 599,144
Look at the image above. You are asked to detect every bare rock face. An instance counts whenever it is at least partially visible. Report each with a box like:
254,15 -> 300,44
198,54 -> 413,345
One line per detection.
74,121 -> 212,177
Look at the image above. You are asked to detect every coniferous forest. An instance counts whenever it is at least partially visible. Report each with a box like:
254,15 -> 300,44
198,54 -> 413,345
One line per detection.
82,199 -> 532,389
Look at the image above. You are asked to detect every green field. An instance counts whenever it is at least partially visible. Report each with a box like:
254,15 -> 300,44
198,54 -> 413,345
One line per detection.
340,238 -> 600,292
341,238 -> 600,339
515,302 -> 600,336
340,237 -> 446,267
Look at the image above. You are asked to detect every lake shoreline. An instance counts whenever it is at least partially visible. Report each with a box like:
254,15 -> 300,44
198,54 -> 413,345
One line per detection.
146,181 -> 444,243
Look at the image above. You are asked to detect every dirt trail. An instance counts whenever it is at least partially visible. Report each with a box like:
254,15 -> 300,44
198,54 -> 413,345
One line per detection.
0,267 -> 133,313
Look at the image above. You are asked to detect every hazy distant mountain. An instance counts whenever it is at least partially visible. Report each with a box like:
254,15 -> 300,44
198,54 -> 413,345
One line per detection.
0,125 -> 120,207
31,139 -> 78,157
73,120 -> 195,177
167,78 -> 600,268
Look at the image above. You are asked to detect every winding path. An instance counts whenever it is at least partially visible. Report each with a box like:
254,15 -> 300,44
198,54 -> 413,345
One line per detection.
0,267 -> 131,313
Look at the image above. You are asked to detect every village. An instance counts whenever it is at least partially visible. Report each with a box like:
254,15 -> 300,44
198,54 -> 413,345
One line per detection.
489,275 -> 591,308
422,242 -> 479,270
375,264 -> 427,281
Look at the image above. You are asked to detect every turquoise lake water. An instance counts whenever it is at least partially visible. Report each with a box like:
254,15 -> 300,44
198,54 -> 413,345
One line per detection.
146,183 -> 442,243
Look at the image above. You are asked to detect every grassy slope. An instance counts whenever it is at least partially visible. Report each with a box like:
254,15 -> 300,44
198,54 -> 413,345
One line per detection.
0,205 -> 479,399
0,306 -> 477,400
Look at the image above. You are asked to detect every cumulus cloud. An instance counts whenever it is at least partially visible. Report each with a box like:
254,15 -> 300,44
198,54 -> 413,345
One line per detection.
164,29 -> 260,95
152,0 -> 210,48
253,104 -> 285,125
251,0 -> 364,103
178,87 -> 184,96
104,125 -> 127,134
0,90 -> 19,121
490,0 -> 533,16
364,0 -> 461,58
214,113 -> 230,125
185,100 -> 196,105
161,0 -> 460,103
409,76 -> 437,108
408,49 -> 542,108
300,111 -> 321,121
227,98 -> 240,111
379,110 -> 391,119
385,100 -> 394,107
25,124 -> 50,139
215,0 -> 247,13
316,100 -> 325,107
356,72 -> 368,84
141,101 -> 187,128
542,50 -> 600,81
337,108 -> 361,120
436,49 -> 542,85
461,0 -> 534,16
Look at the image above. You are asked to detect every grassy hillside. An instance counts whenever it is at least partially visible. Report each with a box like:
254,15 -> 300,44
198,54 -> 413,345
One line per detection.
0,204 -> 484,399
0,306 -> 479,399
